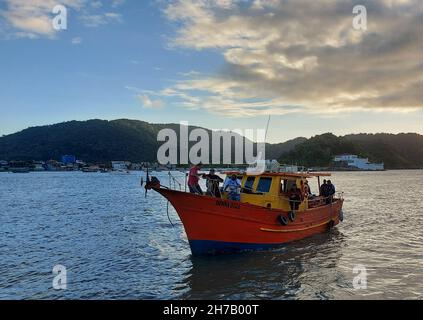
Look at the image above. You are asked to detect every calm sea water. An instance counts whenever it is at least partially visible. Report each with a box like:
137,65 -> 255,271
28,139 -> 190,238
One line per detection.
1,170 -> 422,300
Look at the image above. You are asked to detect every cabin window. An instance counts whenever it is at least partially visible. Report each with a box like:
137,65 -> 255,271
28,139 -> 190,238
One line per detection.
281,179 -> 297,193
244,176 -> 255,191
281,179 -> 287,193
257,177 -> 273,193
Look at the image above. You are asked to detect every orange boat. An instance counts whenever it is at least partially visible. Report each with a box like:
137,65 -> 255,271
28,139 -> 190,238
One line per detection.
145,169 -> 344,255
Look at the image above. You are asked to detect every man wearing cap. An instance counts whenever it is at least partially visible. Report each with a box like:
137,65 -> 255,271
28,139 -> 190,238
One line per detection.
202,169 -> 223,198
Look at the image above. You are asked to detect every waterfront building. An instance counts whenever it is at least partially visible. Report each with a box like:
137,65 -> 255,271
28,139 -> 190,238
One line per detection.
33,161 -> 46,171
333,154 -> 384,171
46,160 -> 61,171
0,160 -> 8,171
111,161 -> 131,171
62,155 -> 76,165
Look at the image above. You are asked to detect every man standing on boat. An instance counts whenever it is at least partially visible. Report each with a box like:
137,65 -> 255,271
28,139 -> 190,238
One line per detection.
320,179 -> 327,196
223,174 -> 241,201
202,169 -> 223,198
304,180 -> 312,198
326,180 -> 336,204
188,163 -> 203,195
288,184 -> 302,211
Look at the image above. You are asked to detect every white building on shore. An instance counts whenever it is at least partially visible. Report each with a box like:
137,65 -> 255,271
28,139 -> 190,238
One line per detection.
111,161 -> 131,171
0,160 -> 8,171
333,154 -> 384,171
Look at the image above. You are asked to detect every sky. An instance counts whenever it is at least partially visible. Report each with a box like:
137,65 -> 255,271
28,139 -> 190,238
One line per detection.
0,0 -> 422,143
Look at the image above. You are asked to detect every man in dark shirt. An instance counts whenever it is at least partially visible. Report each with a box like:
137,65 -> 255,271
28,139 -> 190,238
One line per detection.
288,184 -> 302,211
320,179 -> 327,196
202,169 -> 223,198
326,180 -> 336,204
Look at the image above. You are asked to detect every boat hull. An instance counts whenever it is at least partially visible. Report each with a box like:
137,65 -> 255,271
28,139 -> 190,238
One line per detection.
156,188 -> 343,255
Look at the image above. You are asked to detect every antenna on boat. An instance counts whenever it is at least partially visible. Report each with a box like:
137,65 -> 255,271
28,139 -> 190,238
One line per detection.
246,115 -> 271,175
265,115 -> 271,141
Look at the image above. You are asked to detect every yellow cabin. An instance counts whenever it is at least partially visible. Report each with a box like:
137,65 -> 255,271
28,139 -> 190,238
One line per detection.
221,171 -> 331,211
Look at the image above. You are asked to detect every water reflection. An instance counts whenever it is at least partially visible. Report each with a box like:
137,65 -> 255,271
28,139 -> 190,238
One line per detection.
182,230 -> 348,299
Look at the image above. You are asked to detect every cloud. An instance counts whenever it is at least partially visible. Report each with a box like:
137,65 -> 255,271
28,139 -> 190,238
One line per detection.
91,1 -> 103,9
79,12 -> 122,27
111,0 -> 126,8
0,0 -> 123,38
137,94 -> 164,109
0,0 -> 85,38
126,86 -> 165,109
158,0 -> 423,116
71,36 -> 82,44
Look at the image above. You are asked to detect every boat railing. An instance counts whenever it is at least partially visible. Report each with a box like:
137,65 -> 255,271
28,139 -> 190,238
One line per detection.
167,171 -> 184,191
161,171 -> 344,205
248,192 -> 343,204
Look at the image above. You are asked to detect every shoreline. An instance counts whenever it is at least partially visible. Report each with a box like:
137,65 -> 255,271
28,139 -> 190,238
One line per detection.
1,168 -> 423,174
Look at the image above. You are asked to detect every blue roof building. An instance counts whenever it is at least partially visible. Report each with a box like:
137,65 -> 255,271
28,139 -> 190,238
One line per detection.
61,155 -> 76,165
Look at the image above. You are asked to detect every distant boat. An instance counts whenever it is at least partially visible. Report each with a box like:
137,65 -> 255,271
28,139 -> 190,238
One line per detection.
11,167 -> 30,173
111,169 -> 131,174
82,167 -> 100,173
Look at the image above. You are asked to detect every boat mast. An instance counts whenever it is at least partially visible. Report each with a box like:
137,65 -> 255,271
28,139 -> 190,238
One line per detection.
265,115 -> 271,141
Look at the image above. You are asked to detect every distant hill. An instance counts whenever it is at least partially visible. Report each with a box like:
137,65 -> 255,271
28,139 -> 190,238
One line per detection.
0,119 -> 159,163
265,137 -> 308,160
279,133 -> 423,169
0,120 -> 422,169
0,119 -> 303,163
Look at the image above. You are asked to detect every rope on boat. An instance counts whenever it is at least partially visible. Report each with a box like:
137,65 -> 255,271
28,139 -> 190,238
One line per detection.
168,171 -> 183,191
166,200 -> 175,227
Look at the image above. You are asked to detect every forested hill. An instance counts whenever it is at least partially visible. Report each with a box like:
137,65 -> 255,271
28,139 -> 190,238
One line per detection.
0,119 -> 422,169
0,119 -> 303,163
0,119 -> 160,163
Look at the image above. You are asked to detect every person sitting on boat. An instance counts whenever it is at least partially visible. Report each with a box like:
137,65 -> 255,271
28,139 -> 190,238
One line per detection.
288,184 -> 302,211
202,169 -> 223,198
223,174 -> 241,201
188,163 -> 203,195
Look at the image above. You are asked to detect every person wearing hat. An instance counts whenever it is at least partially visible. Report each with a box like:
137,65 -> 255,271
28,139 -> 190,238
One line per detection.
202,169 -> 223,198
